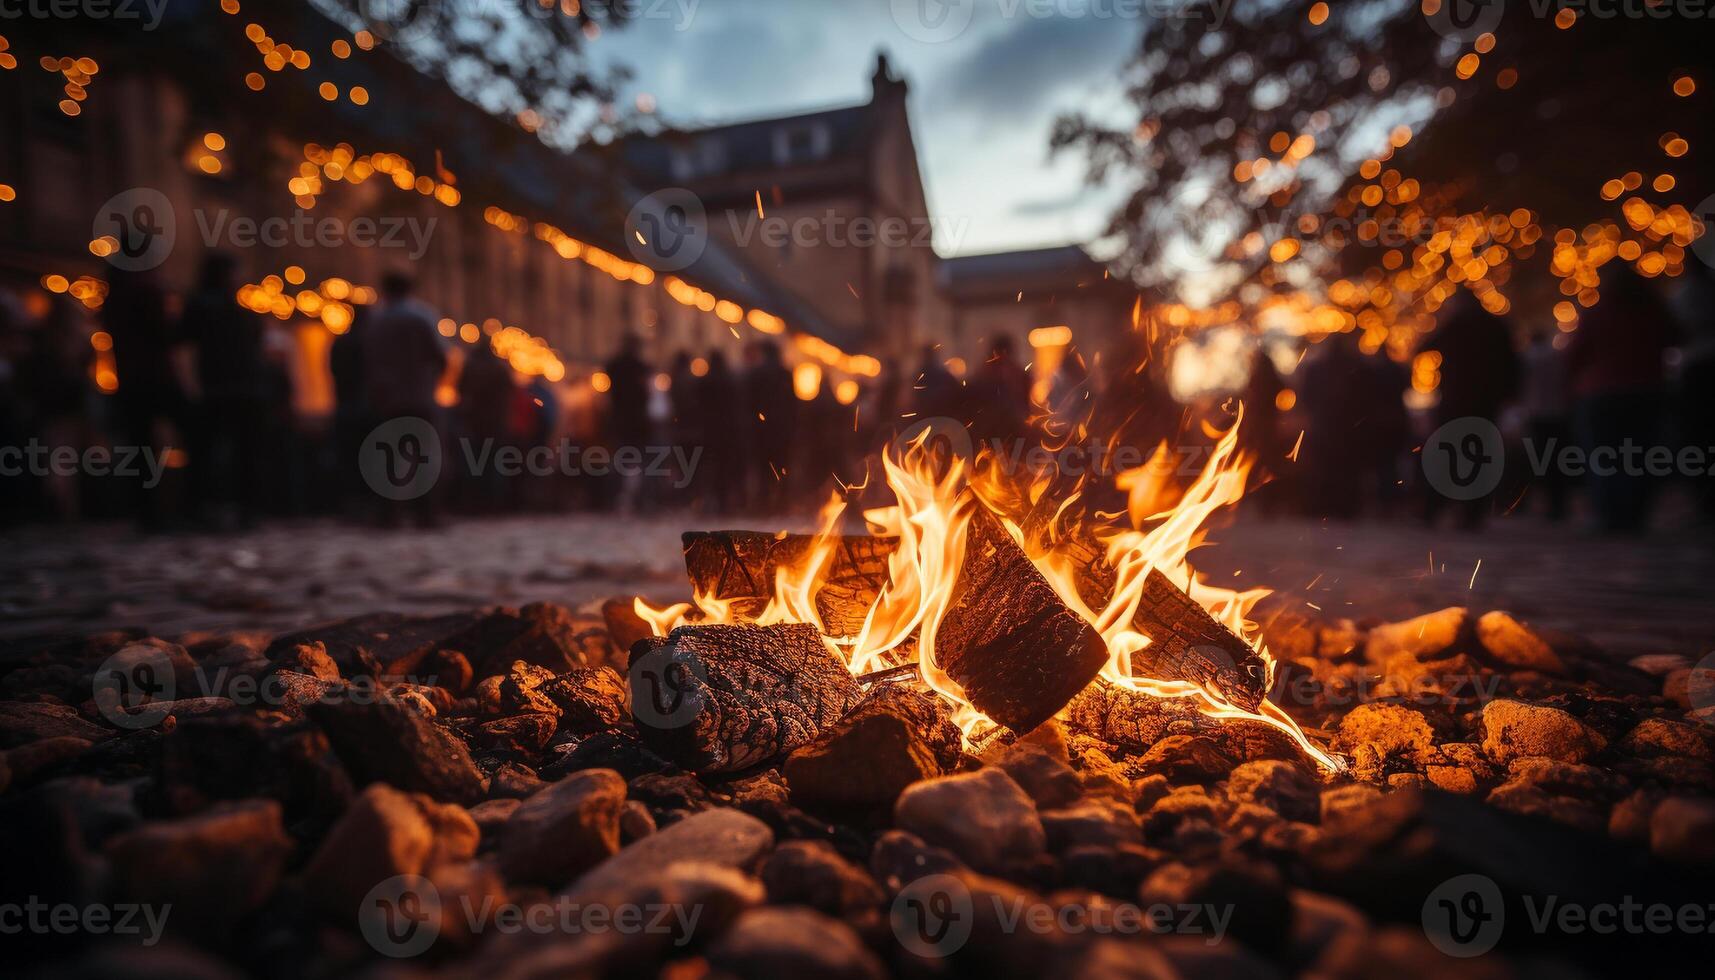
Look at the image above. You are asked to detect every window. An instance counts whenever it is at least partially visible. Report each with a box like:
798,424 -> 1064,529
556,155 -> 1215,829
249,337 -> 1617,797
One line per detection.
772,122 -> 830,166
670,138 -> 728,180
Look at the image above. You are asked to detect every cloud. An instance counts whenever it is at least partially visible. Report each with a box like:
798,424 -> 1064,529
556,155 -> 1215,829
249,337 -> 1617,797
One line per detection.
924,11 -> 1140,127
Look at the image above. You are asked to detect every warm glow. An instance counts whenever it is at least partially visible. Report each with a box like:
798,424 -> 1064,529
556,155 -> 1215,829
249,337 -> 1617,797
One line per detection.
591,371 -> 611,393
792,362 -> 823,401
1028,325 -> 1072,348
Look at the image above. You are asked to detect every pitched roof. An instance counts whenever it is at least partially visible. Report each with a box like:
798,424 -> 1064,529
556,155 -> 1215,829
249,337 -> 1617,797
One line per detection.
940,245 -> 1110,295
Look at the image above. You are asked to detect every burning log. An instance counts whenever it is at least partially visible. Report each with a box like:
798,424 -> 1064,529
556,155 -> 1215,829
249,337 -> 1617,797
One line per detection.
680,531 -> 895,636
1030,520 -> 1268,710
1128,568 -> 1268,710
1064,678 -> 1202,751
627,623 -> 865,774
935,505 -> 1111,734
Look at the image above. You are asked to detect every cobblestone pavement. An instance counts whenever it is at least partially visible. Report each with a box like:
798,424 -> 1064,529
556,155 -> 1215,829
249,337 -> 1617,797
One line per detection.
2,512 -> 1711,661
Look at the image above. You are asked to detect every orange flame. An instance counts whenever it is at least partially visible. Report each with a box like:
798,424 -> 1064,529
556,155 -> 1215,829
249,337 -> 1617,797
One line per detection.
637,413 -> 1341,771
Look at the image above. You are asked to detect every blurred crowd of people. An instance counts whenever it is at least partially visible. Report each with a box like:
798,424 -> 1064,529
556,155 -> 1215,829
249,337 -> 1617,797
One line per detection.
1280,263 -> 1715,533
3,254 -> 1714,535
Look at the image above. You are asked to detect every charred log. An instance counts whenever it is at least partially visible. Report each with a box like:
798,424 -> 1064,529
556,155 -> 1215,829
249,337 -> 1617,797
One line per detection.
627,623 -> 865,774
680,532 -> 896,637
1022,514 -> 1268,710
935,504 -> 1111,734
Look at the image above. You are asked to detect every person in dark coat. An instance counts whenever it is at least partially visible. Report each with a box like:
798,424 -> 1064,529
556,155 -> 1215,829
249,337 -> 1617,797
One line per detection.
102,267 -> 185,529
1417,293 -> 1520,529
1566,265 -> 1677,533
697,350 -> 746,514
744,340 -> 797,512
603,332 -> 652,513
360,271 -> 448,526
180,253 -> 268,527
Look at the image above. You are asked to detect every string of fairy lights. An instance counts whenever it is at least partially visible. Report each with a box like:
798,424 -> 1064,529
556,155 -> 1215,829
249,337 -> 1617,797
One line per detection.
6,4 -> 1705,401
8,3 -> 882,399
1155,2 -> 1703,396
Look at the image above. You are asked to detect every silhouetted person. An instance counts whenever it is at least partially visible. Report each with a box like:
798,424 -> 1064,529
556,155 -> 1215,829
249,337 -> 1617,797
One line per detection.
362,271 -> 448,526
667,351 -> 701,505
1520,326 -> 1572,521
1365,351 -> 1411,516
1297,331 -> 1400,520
330,304 -> 371,515
698,350 -> 745,514
1567,265 -> 1676,533
909,345 -> 961,422
745,340 -> 797,512
459,345 -> 519,513
1676,262 -> 1715,521
604,333 -> 652,513
16,295 -> 92,521
967,335 -> 1031,449
1419,293 -> 1520,529
181,253 -> 267,528
103,267 -> 183,530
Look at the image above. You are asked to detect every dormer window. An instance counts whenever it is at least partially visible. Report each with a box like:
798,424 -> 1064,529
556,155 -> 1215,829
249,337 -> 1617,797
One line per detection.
772,122 -> 831,166
670,137 -> 728,180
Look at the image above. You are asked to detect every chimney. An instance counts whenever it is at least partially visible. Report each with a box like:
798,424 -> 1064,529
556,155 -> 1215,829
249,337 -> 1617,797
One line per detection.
870,50 -> 907,103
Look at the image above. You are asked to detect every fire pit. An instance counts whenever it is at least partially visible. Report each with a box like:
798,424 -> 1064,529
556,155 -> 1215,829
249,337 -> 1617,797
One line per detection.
2,424 -> 1712,978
